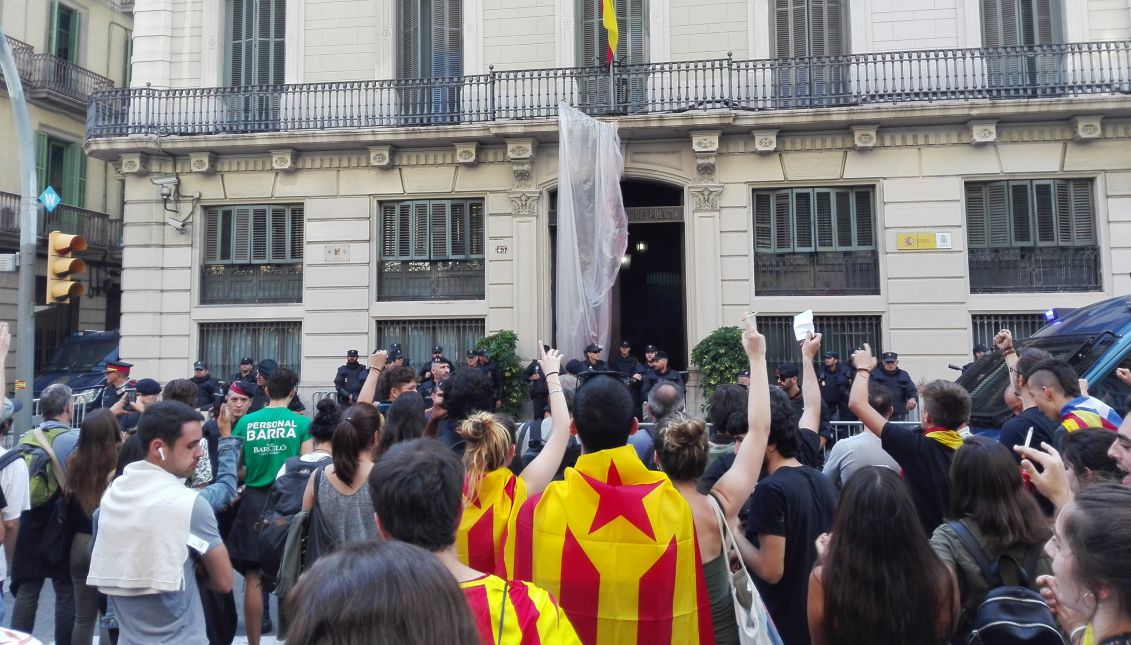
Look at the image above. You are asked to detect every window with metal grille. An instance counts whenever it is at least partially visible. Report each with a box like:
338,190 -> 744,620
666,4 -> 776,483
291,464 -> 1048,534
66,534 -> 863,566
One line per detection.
398,0 -> 462,124
377,199 -> 486,301
201,205 -> 304,304
756,315 -> 882,371
375,318 -> 485,370
966,179 -> 1100,293
752,186 -> 878,295
772,0 -> 848,106
199,320 -> 301,381
971,313 -> 1046,346
229,0 -> 285,86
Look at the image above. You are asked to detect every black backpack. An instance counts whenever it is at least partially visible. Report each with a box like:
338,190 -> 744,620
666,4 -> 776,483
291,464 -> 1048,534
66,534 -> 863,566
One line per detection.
948,521 -> 1064,645
257,455 -> 327,592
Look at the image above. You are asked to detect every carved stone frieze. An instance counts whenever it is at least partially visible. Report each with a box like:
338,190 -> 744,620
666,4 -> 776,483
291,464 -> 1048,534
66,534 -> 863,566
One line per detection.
454,142 -> 479,165
189,152 -> 216,174
506,138 -> 538,189
968,120 -> 998,145
368,145 -> 395,168
1073,115 -> 1103,141
751,129 -> 779,154
689,184 -> 723,211
509,191 -> 539,217
851,125 -> 878,150
270,149 -> 297,172
119,153 -> 149,175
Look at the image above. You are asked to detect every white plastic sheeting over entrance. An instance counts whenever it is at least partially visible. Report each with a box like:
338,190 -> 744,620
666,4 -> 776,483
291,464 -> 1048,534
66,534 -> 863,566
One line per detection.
554,103 -> 628,362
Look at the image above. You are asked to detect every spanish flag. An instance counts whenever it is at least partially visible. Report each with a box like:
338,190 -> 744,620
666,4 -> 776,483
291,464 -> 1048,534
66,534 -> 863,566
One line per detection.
461,574 -> 583,644
505,445 -> 714,645
457,468 -> 529,575
602,0 -> 619,64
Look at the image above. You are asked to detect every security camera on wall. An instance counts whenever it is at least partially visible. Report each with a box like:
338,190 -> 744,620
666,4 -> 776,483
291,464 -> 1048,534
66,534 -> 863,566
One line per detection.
149,175 -> 178,186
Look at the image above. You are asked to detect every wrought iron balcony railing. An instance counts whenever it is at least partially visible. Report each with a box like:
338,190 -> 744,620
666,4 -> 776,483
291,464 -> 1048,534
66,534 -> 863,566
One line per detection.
0,191 -> 122,251
376,260 -> 486,302
87,41 -> 1131,138
2,36 -> 114,114
754,250 -> 880,296
200,263 -> 304,305
969,246 -> 1102,293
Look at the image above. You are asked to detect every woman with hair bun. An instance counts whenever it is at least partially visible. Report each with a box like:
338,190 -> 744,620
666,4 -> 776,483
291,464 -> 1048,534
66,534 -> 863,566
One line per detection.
301,402 -> 382,545
654,315 -> 774,645
456,343 -> 571,573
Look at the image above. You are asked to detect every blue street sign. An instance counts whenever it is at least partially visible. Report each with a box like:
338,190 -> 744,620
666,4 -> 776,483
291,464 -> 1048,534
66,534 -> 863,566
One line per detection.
38,186 -> 61,213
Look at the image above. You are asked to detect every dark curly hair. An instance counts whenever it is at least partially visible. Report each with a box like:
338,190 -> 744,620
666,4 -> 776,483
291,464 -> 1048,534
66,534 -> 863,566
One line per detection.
708,384 -> 747,437
768,386 -> 799,458
442,367 -> 495,421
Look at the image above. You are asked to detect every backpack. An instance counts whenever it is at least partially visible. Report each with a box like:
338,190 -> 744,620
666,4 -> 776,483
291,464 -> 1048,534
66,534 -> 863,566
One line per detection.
948,521 -> 1063,645
12,424 -> 72,509
256,455 -> 327,592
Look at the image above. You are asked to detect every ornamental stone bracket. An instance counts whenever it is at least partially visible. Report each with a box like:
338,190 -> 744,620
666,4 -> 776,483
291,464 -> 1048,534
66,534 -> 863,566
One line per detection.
270,149 -> 297,172
189,152 -> 216,174
454,142 -> 479,165
509,191 -> 539,217
968,120 -> 998,145
689,184 -> 723,212
851,125 -> 878,150
751,129 -> 779,154
1073,115 -> 1103,141
506,138 -> 537,190
690,130 -> 720,182
368,145 -> 395,169
119,153 -> 149,175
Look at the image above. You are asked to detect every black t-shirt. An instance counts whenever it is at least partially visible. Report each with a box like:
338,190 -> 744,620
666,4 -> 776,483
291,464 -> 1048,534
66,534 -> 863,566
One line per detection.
744,465 -> 837,645
698,451 -> 735,495
998,407 -> 1058,462
880,422 -> 955,534
797,427 -> 823,469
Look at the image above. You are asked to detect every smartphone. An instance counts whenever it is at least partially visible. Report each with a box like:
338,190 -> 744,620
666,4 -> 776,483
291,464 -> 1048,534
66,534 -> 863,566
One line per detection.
124,389 -> 137,406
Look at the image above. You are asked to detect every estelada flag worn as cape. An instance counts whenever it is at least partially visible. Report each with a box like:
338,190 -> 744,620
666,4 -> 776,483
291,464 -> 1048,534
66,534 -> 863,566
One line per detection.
458,467 -> 529,575
461,573 -> 583,644
504,445 -> 715,645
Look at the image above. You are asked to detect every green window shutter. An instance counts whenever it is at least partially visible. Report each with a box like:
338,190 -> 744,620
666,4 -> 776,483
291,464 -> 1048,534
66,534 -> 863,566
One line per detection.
268,0 -> 286,85
431,201 -> 451,259
289,206 -> 304,260
793,190 -> 815,252
204,208 -> 222,262
853,189 -> 874,248
34,132 -> 48,196
410,201 -> 430,260
814,190 -> 835,250
811,0 -> 845,56
232,206 -> 252,262
62,143 -> 85,208
1068,180 -> 1095,245
966,184 -> 988,249
251,206 -> 269,261
395,202 -> 413,260
775,0 -> 806,58
468,200 -> 485,257
773,190 -> 791,252
833,189 -> 852,249
1009,181 -> 1032,246
754,192 -> 773,251
1034,181 -> 1057,246
986,182 -> 1010,247
230,0 -> 250,86
69,10 -> 81,64
380,203 -> 399,260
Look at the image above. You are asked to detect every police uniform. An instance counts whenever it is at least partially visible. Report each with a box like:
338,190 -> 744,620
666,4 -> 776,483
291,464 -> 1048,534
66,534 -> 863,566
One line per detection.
334,350 -> 368,404
476,350 -> 504,405
524,348 -> 550,421
818,352 -> 853,420
582,343 -> 608,371
418,346 -> 455,382
227,356 -> 257,393
101,361 -> 134,409
871,352 -> 918,421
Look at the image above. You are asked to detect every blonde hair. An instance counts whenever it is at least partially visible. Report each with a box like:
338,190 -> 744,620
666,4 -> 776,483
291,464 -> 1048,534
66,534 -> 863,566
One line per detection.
458,412 -> 514,504
657,417 -> 709,482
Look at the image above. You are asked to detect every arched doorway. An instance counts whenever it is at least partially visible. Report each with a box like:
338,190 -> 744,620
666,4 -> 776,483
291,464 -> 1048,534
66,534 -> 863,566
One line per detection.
548,179 -> 687,369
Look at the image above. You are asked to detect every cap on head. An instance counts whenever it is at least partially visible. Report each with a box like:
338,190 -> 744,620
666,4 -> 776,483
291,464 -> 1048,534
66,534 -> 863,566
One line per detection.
655,350 -> 670,361
257,358 -> 279,377
1,397 -> 23,423
240,356 -> 254,365
476,348 -> 489,358
619,340 -> 631,348
433,345 -> 443,354
388,343 -> 402,352
193,361 -> 207,371
645,344 -> 658,353
736,369 -> 751,379
823,351 -> 840,359
973,343 -> 989,354
388,351 -> 402,361
135,378 -> 162,396
881,351 -> 898,363
105,361 -> 133,376
467,349 -> 478,358
776,363 -> 799,379
228,381 -> 257,399
346,349 -> 359,358
585,343 -> 601,354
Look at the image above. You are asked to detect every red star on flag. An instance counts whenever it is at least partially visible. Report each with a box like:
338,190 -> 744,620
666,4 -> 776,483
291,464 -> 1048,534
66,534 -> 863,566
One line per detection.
579,461 -> 662,540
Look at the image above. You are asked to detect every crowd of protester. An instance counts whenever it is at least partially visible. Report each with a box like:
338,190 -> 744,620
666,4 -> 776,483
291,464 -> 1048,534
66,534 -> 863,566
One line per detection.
1,314 -> 1131,645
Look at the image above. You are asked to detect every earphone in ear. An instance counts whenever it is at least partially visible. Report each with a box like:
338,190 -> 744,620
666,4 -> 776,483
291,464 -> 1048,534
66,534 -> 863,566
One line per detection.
158,447 -> 167,461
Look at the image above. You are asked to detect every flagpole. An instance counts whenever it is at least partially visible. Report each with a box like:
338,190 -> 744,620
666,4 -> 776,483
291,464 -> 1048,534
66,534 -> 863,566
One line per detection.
608,57 -> 614,113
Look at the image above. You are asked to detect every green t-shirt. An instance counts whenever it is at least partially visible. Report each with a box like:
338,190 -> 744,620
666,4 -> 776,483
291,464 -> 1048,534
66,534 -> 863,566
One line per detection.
235,406 -> 311,489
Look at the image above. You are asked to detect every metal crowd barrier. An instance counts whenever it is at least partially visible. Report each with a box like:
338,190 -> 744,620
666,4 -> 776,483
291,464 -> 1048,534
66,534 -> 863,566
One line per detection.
828,420 -> 924,442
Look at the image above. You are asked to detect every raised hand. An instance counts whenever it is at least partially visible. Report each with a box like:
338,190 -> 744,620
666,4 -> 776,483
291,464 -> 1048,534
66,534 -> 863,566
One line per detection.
1015,442 -> 1071,509
537,341 -> 562,376
369,350 -> 388,372
851,343 -> 877,372
739,312 -> 765,359
800,331 -> 822,361
994,329 -> 1014,352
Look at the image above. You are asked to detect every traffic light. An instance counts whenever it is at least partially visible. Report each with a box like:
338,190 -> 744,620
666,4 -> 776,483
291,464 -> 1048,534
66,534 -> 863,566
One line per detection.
46,231 -> 87,304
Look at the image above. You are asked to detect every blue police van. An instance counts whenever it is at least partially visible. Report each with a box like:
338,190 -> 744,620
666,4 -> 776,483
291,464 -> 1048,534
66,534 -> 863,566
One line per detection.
32,330 -> 121,414
960,297 -> 1131,433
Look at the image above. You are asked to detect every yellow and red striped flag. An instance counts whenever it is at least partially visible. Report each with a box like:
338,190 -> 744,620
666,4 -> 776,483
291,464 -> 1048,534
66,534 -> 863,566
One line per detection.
602,0 -> 619,64
461,574 -> 583,644
504,445 -> 715,645
457,468 -> 529,575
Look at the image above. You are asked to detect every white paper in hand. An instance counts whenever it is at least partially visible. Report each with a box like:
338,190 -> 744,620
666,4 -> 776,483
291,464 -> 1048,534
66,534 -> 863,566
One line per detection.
793,309 -> 815,341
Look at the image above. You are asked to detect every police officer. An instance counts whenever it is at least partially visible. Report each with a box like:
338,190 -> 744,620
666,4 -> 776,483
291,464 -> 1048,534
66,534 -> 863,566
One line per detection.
641,350 -> 682,402
101,360 -> 134,409
608,340 -> 640,375
962,343 -> 990,373
476,349 -> 504,410
250,358 -> 305,413
871,351 -> 919,421
523,345 -> 551,421
334,349 -> 368,404
582,344 -> 607,371
191,361 -> 223,413
228,356 -> 256,390
419,346 -> 454,383
420,358 -> 451,409
388,343 -> 408,367
818,351 -> 852,420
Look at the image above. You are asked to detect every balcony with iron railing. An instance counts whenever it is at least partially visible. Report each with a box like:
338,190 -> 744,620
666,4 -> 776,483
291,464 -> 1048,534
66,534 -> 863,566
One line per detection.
0,191 -> 123,252
2,35 -> 115,116
754,250 -> 880,296
200,262 -> 304,305
969,246 -> 1102,293
86,41 -> 1131,139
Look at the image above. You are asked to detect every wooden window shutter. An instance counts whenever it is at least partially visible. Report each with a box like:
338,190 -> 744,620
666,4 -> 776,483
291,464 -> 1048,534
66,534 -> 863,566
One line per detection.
380,203 -> 400,259
773,191 -> 792,252
1068,179 -> 1095,244
966,184 -> 989,248
833,190 -> 853,248
775,0 -> 807,58
396,202 -> 413,260
250,206 -> 269,261
793,190 -> 815,252
626,0 -> 647,64
62,142 -> 86,208
230,0 -> 251,86
233,206 -> 253,262
448,201 -> 467,258
204,208 -> 222,262
853,189 -> 874,248
431,201 -> 451,259
1009,181 -> 1032,246
269,205 -> 289,261
399,0 -> 422,79
433,0 -> 463,78
579,0 -> 600,66
289,207 -> 304,260
1034,181 -> 1057,246
985,182 -> 1010,247
754,192 -> 773,251
814,190 -> 835,250
469,200 -> 485,257
410,201 -> 430,260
